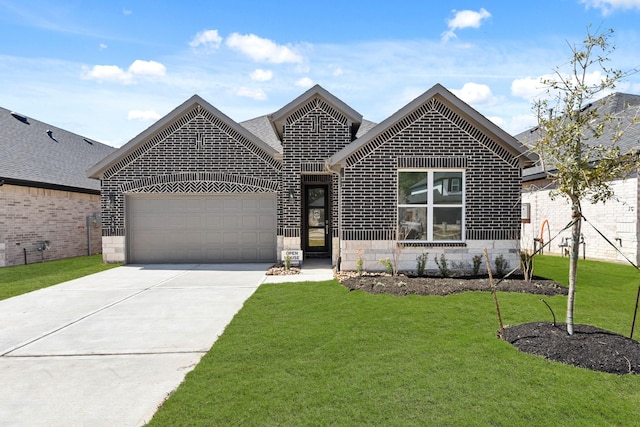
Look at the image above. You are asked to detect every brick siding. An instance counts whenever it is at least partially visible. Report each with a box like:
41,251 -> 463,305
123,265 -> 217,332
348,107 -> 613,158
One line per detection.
101,104 -> 281,234
339,98 -> 522,271
97,92 -> 524,269
99,104 -> 281,261
0,184 -> 102,266
341,99 -> 522,240
279,96 -> 354,257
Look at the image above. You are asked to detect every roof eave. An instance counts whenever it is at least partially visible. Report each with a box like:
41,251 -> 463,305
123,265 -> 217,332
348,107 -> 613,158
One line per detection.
88,94 -> 280,179
328,83 -> 537,168
0,177 -> 101,195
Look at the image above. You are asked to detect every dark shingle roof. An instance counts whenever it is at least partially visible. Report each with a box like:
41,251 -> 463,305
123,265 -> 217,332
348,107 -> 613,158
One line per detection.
240,115 -> 283,153
356,119 -> 378,138
0,107 -> 115,192
518,92 -> 640,181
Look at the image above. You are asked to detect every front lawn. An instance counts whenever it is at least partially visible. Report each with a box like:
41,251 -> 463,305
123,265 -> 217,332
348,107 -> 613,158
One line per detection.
0,255 -> 119,300
148,256 -> 640,426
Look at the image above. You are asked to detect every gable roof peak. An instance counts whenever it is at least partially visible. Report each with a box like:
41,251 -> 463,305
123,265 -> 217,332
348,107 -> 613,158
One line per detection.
329,83 -> 536,169
269,84 -> 363,140
87,93 -> 280,179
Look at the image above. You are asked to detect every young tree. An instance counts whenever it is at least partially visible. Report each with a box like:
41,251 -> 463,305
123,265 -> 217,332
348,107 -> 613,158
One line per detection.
529,27 -> 639,335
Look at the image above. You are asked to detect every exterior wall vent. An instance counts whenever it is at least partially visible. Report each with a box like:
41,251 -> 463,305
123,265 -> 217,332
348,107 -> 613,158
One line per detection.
10,112 -> 29,124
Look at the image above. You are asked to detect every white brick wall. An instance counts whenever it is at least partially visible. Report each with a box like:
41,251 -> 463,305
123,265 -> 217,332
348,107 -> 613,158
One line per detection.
340,239 -> 520,275
521,178 -> 639,264
102,236 -> 125,263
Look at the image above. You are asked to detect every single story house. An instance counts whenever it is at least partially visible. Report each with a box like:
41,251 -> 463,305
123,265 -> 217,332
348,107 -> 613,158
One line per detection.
519,92 -> 640,265
88,84 -> 533,272
0,107 -> 115,266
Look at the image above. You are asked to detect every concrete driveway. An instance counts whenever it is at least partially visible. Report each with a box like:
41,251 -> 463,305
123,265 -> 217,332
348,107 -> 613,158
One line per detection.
0,263 -> 271,426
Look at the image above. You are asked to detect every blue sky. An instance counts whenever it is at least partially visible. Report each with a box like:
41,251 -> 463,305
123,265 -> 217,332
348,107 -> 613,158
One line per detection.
1,0 -> 640,147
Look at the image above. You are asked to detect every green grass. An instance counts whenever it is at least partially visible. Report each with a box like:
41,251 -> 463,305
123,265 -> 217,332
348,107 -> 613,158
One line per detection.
0,255 -> 120,300
534,255 -> 640,332
148,255 -> 640,426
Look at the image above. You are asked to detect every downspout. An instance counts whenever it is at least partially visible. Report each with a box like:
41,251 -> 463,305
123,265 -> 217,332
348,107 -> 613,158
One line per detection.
325,160 -> 342,271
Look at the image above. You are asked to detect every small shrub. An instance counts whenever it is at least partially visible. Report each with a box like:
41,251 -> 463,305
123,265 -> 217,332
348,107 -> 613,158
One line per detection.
379,258 -> 393,274
494,255 -> 509,277
356,248 -> 364,276
416,252 -> 429,276
284,253 -> 291,270
434,254 -> 451,278
472,254 -> 482,276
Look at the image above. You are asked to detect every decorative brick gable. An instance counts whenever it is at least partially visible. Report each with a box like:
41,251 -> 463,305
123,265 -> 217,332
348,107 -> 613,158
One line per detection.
101,106 -> 281,237
341,98 -> 521,242
279,96 -> 354,239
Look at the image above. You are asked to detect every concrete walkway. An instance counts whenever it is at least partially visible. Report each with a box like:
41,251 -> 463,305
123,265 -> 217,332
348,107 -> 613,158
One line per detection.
0,264 -> 270,426
0,260 -> 335,426
262,258 -> 335,283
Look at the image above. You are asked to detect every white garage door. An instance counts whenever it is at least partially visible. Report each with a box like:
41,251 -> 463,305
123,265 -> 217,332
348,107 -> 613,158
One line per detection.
127,193 -> 277,263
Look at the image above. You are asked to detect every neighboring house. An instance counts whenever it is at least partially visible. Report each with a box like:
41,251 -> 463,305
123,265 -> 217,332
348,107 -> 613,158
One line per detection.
88,84 -> 533,272
0,107 -> 115,266
519,92 -> 640,264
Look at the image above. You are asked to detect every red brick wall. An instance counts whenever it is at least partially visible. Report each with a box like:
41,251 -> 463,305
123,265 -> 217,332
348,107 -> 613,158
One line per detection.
0,184 -> 102,266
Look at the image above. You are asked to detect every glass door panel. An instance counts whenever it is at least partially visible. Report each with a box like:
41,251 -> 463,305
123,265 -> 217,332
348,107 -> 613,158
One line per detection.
305,186 -> 329,254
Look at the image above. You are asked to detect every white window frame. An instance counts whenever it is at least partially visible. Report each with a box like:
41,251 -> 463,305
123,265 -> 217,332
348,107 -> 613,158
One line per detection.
397,169 -> 466,242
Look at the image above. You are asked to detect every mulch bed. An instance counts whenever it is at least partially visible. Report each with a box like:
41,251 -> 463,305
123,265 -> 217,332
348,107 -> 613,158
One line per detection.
339,272 -> 567,297
338,272 -> 640,375
503,322 -> 640,375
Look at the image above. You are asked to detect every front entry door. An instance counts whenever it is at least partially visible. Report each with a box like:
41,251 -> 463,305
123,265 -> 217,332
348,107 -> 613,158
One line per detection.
304,185 -> 330,256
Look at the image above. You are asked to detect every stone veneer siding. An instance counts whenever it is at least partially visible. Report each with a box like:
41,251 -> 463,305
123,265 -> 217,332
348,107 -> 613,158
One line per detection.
99,104 -> 281,263
521,176 -> 639,264
339,98 -> 523,272
279,97 -> 355,263
0,184 -> 102,266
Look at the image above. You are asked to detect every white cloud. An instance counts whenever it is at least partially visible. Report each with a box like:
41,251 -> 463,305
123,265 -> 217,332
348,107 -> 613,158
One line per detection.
82,64 -> 132,84
250,69 -> 273,81
82,60 -> 167,84
127,110 -> 161,121
451,82 -> 495,105
580,0 -> 640,15
332,67 -> 344,77
295,77 -> 314,88
442,8 -> 491,41
226,33 -> 303,63
235,87 -> 267,100
99,43 -> 107,50
189,29 -> 222,49
128,60 -> 166,77
511,76 -> 548,100
122,8 -> 133,16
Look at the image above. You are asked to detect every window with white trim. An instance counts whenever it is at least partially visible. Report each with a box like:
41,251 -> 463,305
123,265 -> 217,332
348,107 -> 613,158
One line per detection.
398,170 -> 465,241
